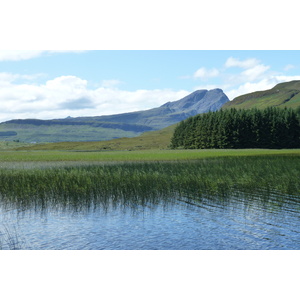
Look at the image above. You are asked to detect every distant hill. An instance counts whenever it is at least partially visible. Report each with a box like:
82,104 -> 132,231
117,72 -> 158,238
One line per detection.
222,80 -> 300,110
16,124 -> 178,151
0,89 -> 229,143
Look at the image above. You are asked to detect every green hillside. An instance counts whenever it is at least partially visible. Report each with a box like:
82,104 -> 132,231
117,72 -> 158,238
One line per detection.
222,80 -> 300,110
15,124 -> 177,151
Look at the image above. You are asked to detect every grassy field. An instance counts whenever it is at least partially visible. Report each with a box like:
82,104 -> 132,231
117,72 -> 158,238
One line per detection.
1,148 -> 300,163
0,156 -> 299,210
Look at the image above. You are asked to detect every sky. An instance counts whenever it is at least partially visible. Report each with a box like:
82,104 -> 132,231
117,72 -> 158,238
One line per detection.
0,50 -> 300,122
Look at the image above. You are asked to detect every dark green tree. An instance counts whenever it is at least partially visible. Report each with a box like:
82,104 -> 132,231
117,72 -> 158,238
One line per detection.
170,107 -> 300,149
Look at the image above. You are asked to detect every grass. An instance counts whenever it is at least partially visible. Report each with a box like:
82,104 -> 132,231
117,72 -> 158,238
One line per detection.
0,155 -> 299,212
224,91 -> 299,109
0,148 -> 300,163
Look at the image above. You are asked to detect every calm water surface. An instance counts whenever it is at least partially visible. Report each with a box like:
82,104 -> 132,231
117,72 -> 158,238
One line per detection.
0,193 -> 300,250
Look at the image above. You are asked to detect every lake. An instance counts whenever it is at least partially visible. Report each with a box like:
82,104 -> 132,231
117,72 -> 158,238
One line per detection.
1,191 -> 299,250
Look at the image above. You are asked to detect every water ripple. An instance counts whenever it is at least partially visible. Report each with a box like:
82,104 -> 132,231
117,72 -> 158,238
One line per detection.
0,191 -> 300,250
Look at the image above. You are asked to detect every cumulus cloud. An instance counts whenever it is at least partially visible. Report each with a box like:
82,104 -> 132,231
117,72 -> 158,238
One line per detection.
45,76 -> 88,93
225,78 -> 277,100
194,67 -> 219,79
240,64 -> 270,82
0,74 -> 189,122
222,57 -> 271,87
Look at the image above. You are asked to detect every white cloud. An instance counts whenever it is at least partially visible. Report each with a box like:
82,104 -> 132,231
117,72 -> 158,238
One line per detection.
0,72 -> 19,86
45,76 -> 88,93
225,57 -> 260,69
223,57 -> 270,83
0,50 -> 86,61
194,67 -> 219,79
223,64 -> 271,88
225,79 -> 277,100
240,64 -> 270,82
0,74 -> 190,122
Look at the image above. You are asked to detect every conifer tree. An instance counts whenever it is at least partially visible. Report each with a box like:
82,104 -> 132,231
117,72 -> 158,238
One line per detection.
170,107 -> 300,149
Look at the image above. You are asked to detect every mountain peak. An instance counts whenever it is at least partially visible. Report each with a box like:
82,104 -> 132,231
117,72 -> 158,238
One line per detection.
160,89 -> 228,113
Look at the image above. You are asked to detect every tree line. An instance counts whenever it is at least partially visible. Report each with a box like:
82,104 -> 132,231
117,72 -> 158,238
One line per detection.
170,107 -> 300,149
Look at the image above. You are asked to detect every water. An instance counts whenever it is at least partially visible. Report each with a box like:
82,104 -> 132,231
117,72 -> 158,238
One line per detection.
0,192 -> 300,250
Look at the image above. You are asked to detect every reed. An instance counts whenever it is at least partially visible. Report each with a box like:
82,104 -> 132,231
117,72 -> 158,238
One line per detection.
0,155 -> 299,212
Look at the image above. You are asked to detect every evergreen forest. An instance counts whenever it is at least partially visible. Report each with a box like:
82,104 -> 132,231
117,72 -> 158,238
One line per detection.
170,107 -> 300,149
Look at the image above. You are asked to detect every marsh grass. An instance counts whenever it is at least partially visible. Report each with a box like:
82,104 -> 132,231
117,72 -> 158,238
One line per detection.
0,155 -> 299,212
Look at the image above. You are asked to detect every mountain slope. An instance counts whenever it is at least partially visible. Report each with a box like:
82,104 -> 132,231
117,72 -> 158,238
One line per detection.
74,89 -> 229,129
222,80 -> 300,110
0,89 -> 229,143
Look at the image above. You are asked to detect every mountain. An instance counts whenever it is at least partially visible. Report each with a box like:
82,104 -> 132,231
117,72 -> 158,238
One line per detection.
222,80 -> 300,110
0,89 -> 229,143
76,88 -> 229,129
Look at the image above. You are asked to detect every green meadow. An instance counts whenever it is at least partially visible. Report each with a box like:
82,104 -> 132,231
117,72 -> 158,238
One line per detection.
1,148 -> 300,163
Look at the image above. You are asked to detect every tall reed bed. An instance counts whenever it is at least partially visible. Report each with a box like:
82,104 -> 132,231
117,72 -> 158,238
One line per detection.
0,156 -> 299,211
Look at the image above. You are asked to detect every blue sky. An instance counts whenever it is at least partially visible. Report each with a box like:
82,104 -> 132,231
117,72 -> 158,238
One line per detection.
0,50 -> 300,122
